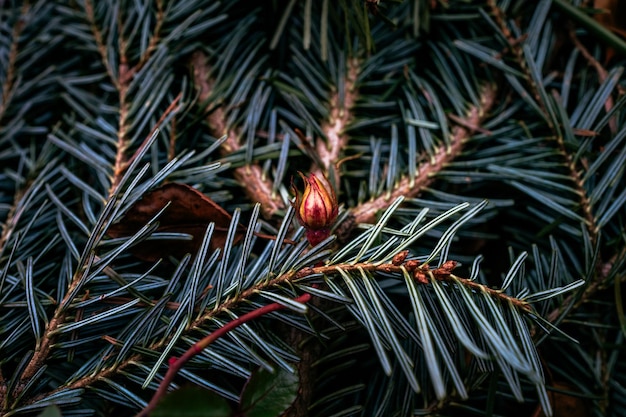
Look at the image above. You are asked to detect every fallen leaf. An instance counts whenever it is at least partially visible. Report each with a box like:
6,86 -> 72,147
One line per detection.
572,128 -> 599,137
594,0 -> 626,37
537,381 -> 590,417
594,0 -> 626,62
107,183 -> 244,261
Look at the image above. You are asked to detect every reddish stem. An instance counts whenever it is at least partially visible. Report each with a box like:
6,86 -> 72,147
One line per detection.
136,292 -> 313,417
137,192 -> 331,416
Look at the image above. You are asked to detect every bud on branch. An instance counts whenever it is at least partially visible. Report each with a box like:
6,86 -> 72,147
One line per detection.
292,172 -> 339,246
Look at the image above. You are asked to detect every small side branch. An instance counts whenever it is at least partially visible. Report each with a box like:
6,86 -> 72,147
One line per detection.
118,93 -> 183,184
191,51 -> 286,219
135,0 -> 166,71
350,84 -> 497,225
0,2 -> 28,122
24,254 -> 531,412
316,57 -> 360,182
568,25 -> 618,134
85,0 -> 171,195
489,0 -> 600,248
12,317 -> 63,401
84,0 -> 119,89
136,292 -> 313,417
548,245 -> 626,323
109,89 -> 131,195
0,4 -> 29,259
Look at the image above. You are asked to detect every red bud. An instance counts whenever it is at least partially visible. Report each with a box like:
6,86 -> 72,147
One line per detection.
293,172 -> 339,246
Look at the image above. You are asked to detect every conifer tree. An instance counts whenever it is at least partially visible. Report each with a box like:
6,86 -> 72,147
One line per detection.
1,1 -> 625,416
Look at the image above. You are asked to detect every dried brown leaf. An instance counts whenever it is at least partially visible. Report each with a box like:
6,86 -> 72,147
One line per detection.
108,183 -> 244,261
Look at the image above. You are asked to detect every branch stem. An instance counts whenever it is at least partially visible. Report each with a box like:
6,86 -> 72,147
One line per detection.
23,255 -> 532,413
316,57 -> 360,183
0,2 -> 28,122
134,255 -> 530,415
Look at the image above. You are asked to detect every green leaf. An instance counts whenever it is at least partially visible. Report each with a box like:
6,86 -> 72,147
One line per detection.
239,367 -> 299,417
151,387 -> 232,417
36,406 -> 63,417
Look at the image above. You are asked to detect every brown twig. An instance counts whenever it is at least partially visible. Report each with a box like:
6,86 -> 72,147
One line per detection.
316,57 -> 360,183
569,26 -> 609,82
191,51 -> 286,219
0,2 -> 28,123
114,93 -> 183,193
0,2 -> 30,264
168,115 -> 178,162
84,0 -> 119,89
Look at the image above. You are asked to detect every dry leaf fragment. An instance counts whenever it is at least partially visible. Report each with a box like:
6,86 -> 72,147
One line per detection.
537,381 -> 590,417
107,183 -> 244,261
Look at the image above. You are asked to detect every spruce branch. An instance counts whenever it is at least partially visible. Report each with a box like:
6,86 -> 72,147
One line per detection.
4,113 -> 177,411
134,0 -> 166,73
0,2 -> 27,122
314,260 -> 531,313
350,83 -> 497,225
171,257 -> 536,348
14,236 -> 116,398
136,291 -> 314,417
316,57 -> 360,182
469,6 -> 625,336
487,0 -> 601,249
547,243 -> 626,323
568,25 -> 619,134
3,2 -> 626,416
83,0 -> 118,89
191,50 -> 286,220
20,250 -> 536,414
119,93 -> 183,188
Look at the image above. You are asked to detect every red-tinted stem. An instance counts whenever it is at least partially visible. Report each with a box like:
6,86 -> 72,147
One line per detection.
136,292 -> 313,417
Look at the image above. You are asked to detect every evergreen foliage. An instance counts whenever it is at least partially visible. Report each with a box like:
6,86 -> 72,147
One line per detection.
1,0 -> 625,416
